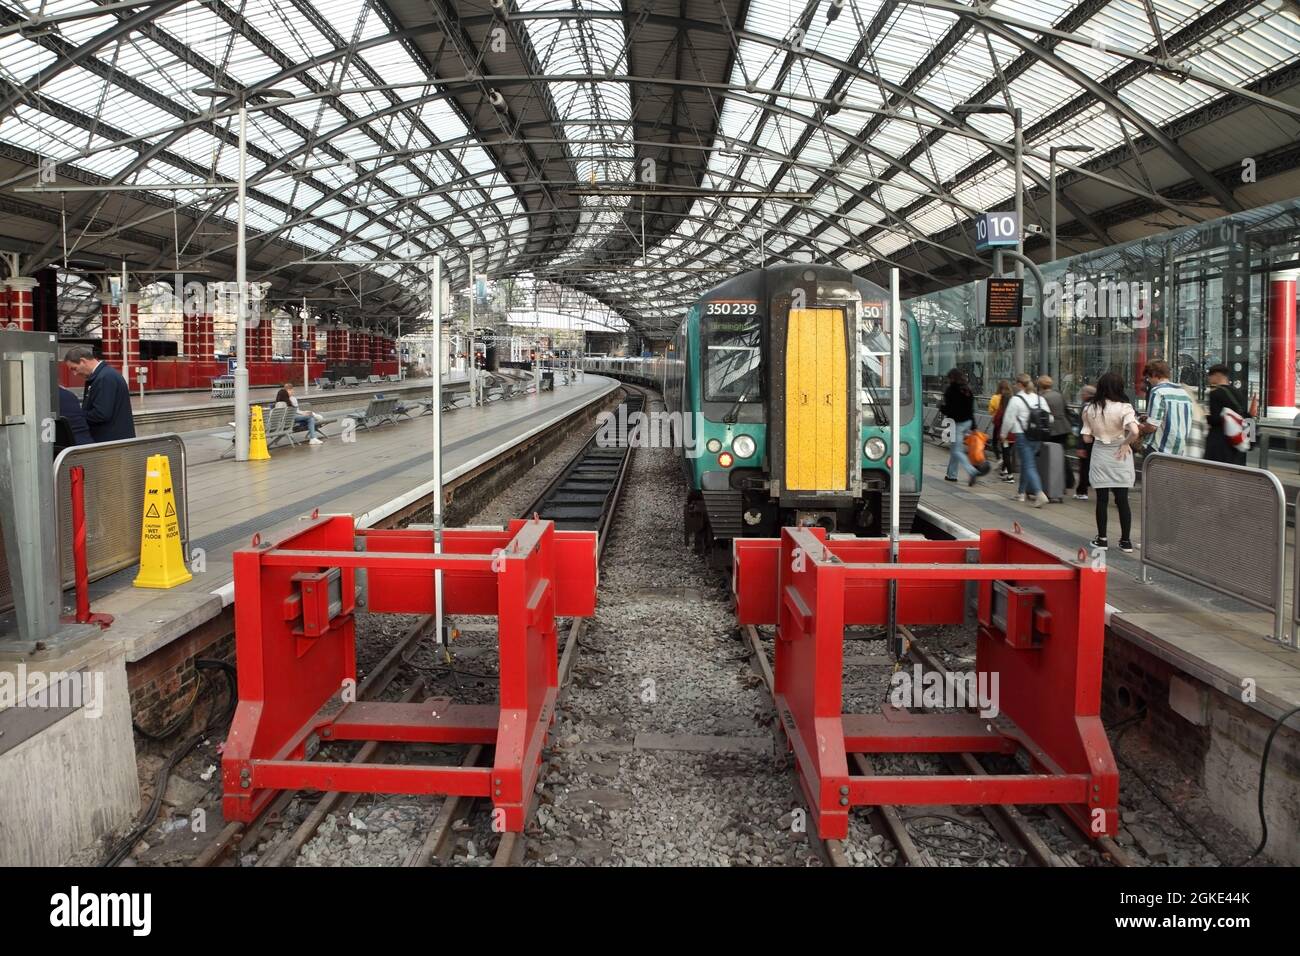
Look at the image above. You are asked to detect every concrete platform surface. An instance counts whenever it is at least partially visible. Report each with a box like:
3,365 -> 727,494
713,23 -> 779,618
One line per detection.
77,375 -> 619,664
919,443 -> 1300,720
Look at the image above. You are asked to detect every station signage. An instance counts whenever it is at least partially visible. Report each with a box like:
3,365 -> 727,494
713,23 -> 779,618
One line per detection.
984,277 -> 1024,328
974,211 -> 1020,252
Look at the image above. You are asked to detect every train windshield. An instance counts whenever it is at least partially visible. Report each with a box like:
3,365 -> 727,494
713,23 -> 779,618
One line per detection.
859,319 -> 912,407
704,312 -> 763,402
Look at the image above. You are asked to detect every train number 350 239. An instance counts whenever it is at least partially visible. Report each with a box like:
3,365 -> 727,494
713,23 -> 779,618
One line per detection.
704,300 -> 758,315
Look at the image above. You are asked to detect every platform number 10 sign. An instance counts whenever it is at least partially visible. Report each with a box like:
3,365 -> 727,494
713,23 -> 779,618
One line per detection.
974,211 -> 1020,252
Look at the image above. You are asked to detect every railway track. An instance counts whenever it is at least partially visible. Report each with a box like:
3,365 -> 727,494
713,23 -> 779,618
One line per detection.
742,622 -> 1133,868
410,386 -> 643,867
193,386 -> 644,868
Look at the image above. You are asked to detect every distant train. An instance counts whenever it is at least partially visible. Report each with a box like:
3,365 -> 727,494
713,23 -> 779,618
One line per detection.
586,264 -> 923,563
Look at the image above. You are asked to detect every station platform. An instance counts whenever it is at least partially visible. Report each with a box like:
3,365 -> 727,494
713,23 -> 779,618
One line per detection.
78,373 -> 619,665
66,373 -> 479,438
1,369 -> 616,864
918,445 -> 1300,719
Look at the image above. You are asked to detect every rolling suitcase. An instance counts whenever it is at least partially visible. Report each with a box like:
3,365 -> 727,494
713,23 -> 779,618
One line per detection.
1036,440 -> 1067,503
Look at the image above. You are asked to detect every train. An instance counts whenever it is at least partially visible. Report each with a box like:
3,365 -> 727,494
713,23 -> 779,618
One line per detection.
585,263 -> 923,563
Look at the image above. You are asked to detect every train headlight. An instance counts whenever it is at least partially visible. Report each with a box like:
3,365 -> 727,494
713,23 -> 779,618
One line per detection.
718,451 -> 734,468
899,441 -> 911,456
706,438 -> 722,454
732,434 -> 756,459
863,437 -> 887,460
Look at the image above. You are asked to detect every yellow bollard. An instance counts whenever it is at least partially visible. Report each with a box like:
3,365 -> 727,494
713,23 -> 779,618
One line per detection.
133,454 -> 193,589
249,404 -> 271,461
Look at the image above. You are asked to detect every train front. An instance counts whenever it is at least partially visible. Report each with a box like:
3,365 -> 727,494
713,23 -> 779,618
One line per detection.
689,263 -> 921,555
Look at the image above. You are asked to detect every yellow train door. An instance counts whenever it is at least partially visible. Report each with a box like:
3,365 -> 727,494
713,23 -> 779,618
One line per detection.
785,308 -> 847,491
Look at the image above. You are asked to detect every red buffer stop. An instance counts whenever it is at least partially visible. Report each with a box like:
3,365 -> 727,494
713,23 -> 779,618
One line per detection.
733,526 -> 1119,841
221,515 -> 597,831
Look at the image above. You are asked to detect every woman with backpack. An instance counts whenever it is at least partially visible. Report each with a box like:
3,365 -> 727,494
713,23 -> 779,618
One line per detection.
1204,363 -> 1249,466
1080,371 -> 1139,553
1004,373 -> 1052,507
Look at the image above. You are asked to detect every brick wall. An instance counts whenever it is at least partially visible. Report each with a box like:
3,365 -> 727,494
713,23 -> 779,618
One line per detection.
126,608 -> 235,738
1102,630 -> 1211,775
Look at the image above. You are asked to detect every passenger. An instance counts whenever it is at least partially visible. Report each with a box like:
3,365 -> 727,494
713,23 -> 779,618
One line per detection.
1080,371 -> 1139,553
941,368 -> 980,486
1203,363 -> 1248,466
57,385 -> 92,449
1074,384 -> 1096,500
1141,360 -> 1193,456
989,379 -> 1015,481
274,383 -> 323,445
63,345 -> 135,442
1037,375 -> 1075,493
1005,373 -> 1050,507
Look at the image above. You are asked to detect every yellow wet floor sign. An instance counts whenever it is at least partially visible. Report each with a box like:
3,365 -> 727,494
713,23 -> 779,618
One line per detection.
249,404 -> 271,461
133,453 -> 193,589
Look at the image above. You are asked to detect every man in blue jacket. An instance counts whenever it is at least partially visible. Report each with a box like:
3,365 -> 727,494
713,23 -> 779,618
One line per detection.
64,346 -> 136,442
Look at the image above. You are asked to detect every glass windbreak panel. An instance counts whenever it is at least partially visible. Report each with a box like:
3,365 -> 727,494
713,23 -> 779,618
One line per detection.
703,309 -> 762,401
858,315 -> 912,408
1175,274 -> 1204,390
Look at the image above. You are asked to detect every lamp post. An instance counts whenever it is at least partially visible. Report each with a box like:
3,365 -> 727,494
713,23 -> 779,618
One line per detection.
193,85 -> 293,460
956,102 -> 1025,373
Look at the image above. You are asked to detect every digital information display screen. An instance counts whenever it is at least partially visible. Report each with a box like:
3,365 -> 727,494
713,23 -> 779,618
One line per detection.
984,277 -> 1024,328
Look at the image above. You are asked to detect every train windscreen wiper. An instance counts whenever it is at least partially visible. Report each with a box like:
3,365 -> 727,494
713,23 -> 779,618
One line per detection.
723,381 -> 752,424
864,377 -> 890,428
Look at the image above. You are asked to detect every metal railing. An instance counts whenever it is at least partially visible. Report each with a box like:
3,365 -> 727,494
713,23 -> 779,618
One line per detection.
1141,453 -> 1289,647
53,434 -> 190,591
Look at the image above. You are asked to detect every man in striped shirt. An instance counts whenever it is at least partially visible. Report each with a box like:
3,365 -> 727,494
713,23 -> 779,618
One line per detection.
1142,360 -> 1195,456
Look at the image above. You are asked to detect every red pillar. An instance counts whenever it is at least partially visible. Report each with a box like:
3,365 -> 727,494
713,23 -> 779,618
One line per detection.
5,277 -> 37,331
100,302 -> 120,364
196,313 -> 214,362
326,326 -> 345,363
183,308 -> 200,357
291,324 -> 307,364
1267,269 -> 1298,418
246,318 -> 272,364
122,294 -> 140,363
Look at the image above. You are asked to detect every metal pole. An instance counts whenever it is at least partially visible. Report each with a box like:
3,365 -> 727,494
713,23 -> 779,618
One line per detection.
468,249 -> 476,407
888,267 -> 902,660
120,259 -> 130,395
302,297 -> 309,394
397,314 -> 403,381
431,257 -> 444,646
1049,147 -> 1057,382
1013,108 -> 1025,376
234,102 -> 250,461
1049,148 -> 1059,264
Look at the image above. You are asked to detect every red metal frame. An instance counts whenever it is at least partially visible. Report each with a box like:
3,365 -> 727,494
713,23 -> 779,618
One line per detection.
733,527 -> 1118,840
221,515 -> 597,830
66,465 -> 113,629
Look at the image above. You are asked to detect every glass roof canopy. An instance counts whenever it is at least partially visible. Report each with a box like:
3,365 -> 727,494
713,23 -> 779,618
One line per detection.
0,0 -> 1296,336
